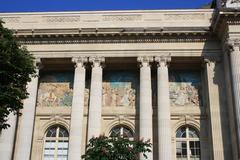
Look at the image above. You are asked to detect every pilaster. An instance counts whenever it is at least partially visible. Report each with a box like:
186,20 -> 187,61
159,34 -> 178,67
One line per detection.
226,39 -> 240,157
0,113 -> 17,160
204,56 -> 225,160
14,58 -> 41,160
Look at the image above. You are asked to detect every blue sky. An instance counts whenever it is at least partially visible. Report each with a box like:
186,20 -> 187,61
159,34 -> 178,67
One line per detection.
0,0 -> 213,13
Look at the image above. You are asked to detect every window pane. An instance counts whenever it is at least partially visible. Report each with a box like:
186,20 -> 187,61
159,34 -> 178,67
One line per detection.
189,127 -> 199,138
176,141 -> 187,159
110,125 -> 134,139
176,127 -> 186,138
190,141 -> 200,159
123,127 -> 134,138
110,127 -> 121,137
46,127 -> 57,137
59,127 -> 69,137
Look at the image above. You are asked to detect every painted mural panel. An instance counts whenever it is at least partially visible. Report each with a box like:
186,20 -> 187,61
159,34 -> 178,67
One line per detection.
169,71 -> 202,107
37,71 -> 74,107
103,71 -> 138,107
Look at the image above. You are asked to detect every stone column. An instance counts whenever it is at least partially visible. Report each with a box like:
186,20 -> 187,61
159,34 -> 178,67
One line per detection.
155,56 -> 172,160
227,39 -> 240,150
0,113 -> 17,160
87,57 -> 105,142
204,57 -> 225,159
14,58 -> 41,160
137,56 -> 153,160
68,57 -> 88,160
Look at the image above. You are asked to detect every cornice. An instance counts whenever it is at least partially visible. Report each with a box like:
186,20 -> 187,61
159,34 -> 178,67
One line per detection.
17,33 -> 216,45
212,10 -> 240,32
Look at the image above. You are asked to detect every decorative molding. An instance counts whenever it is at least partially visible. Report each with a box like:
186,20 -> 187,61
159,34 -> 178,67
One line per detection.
204,56 -> 222,66
43,16 -> 81,23
72,56 -> 88,68
0,17 -> 20,23
102,15 -> 142,21
174,115 -> 200,132
39,115 -> 70,138
105,116 -> 135,136
164,13 -> 205,21
17,34 -> 214,45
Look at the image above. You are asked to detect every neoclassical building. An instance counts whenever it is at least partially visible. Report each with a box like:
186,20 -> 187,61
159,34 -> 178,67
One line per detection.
0,1 -> 240,160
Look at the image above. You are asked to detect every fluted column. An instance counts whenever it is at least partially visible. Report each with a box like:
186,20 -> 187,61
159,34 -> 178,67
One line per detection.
0,113 -> 17,160
137,56 -> 153,160
155,56 -> 172,160
227,39 -> 240,149
87,56 -> 105,142
68,57 -> 88,160
14,58 -> 41,160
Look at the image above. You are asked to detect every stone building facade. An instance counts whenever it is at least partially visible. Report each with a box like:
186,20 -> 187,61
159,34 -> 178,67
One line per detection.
0,1 -> 240,160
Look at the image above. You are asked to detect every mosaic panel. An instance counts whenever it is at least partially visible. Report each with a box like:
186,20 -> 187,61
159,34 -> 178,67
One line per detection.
37,71 -> 74,107
103,71 -> 138,107
169,71 -> 202,107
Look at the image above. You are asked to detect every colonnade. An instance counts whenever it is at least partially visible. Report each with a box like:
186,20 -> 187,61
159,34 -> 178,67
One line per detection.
1,46 -> 240,160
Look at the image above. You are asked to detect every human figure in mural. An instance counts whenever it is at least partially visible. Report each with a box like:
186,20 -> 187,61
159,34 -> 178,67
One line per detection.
111,88 -> 117,106
128,89 -> 136,106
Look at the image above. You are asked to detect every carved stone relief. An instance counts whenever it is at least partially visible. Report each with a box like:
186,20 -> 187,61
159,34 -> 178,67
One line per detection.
43,16 -> 81,23
102,15 -> 142,21
102,71 -> 138,107
169,71 -> 202,107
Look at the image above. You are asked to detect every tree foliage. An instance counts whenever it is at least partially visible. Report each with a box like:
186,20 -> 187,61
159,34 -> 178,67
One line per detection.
82,135 -> 152,160
0,20 -> 36,130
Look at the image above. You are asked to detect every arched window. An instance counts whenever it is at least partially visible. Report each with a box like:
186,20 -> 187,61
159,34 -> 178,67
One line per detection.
110,125 -> 134,139
176,126 -> 200,160
43,126 -> 69,160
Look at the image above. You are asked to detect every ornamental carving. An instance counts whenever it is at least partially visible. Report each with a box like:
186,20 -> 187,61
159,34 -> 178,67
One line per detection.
164,14 -> 205,21
169,71 -> 202,107
43,16 -> 81,23
137,56 -> 154,67
102,15 -> 142,21
230,0 -> 240,3
102,71 -> 138,107
1,17 -> 20,23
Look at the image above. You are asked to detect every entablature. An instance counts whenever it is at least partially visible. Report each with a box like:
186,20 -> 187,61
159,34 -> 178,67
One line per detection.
0,9 -> 214,38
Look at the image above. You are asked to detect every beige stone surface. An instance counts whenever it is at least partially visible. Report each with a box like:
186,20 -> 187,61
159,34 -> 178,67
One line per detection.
0,9 -> 238,160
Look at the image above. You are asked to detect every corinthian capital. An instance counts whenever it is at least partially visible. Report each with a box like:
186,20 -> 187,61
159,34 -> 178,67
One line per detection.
89,56 -> 105,67
155,55 -> 171,67
226,38 -> 240,52
72,56 -> 88,68
34,57 -> 43,70
137,56 -> 153,67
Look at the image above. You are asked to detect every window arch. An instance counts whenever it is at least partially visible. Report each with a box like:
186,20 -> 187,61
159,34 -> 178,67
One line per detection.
176,126 -> 200,160
43,125 -> 69,160
109,125 -> 134,139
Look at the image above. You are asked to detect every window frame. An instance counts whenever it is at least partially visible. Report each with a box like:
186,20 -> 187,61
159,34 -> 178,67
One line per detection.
43,126 -> 69,160
176,126 -> 201,160
109,125 -> 134,140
